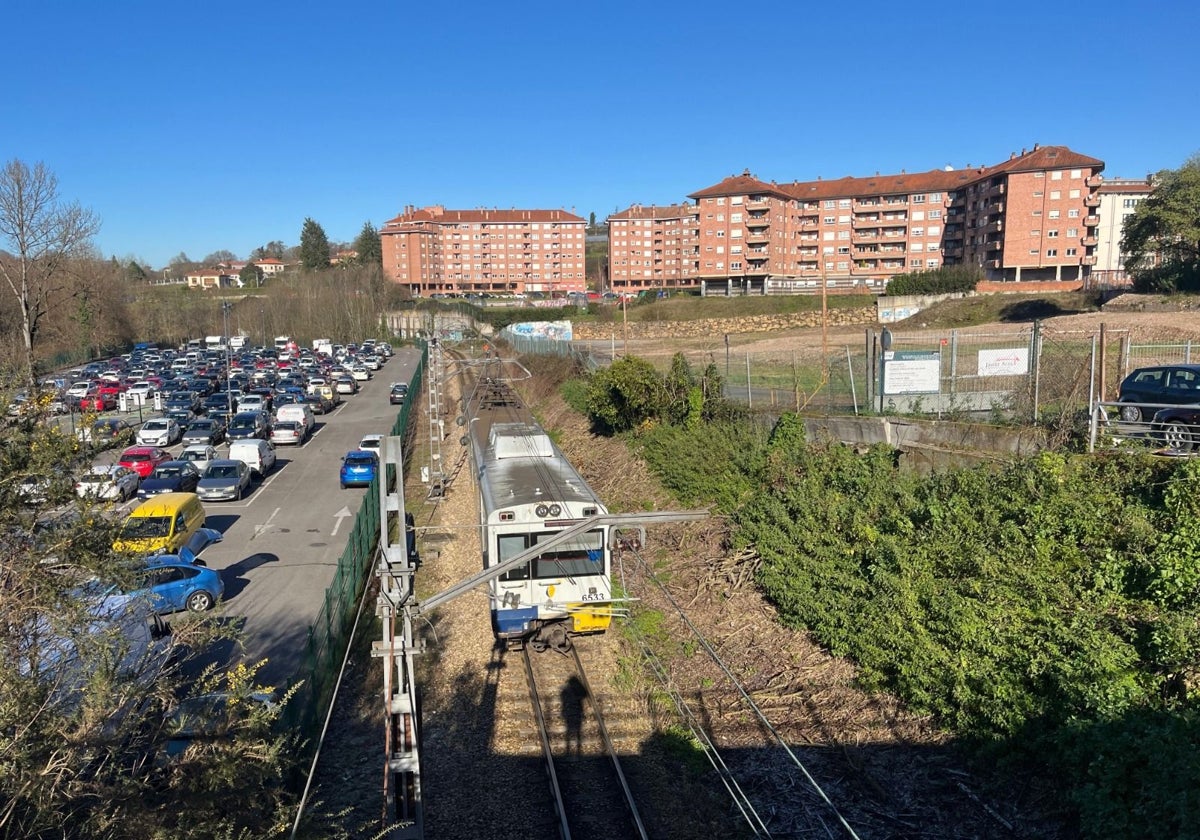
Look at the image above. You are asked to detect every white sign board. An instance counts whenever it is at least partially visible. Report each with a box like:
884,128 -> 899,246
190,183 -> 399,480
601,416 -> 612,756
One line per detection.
978,348 -> 1029,377
883,351 -> 941,395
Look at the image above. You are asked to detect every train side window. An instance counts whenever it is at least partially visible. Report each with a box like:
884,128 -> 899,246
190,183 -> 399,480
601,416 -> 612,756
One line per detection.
496,534 -> 530,581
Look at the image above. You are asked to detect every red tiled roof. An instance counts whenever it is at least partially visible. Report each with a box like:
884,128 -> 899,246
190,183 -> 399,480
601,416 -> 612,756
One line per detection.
982,145 -> 1104,177
688,171 -> 790,200
608,203 -> 695,220
690,146 -> 1105,203
383,206 -> 585,227
781,169 -> 977,201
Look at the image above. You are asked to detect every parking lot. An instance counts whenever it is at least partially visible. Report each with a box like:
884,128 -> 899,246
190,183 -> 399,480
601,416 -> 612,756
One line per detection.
69,348 -> 420,689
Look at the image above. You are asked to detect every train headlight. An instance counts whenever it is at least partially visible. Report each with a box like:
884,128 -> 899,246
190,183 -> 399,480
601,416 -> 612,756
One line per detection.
548,504 -> 562,516
535,504 -> 549,517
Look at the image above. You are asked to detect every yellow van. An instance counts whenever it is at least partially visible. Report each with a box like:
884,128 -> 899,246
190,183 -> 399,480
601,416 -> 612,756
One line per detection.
113,492 -> 206,555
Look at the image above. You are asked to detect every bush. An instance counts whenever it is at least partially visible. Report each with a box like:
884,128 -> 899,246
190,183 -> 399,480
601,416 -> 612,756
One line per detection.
885,265 -> 983,296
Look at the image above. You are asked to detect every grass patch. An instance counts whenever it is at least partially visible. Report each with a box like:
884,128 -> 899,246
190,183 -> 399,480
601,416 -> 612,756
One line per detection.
892,292 -> 1103,329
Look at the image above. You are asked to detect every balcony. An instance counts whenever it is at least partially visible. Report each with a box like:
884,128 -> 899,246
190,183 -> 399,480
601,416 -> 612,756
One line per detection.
985,182 -> 1006,197
1084,194 -> 1101,207
943,247 -> 963,258
853,231 -> 879,241
746,199 -> 771,211
986,259 -> 1001,269
986,240 -> 1002,251
1082,236 -> 1098,247
1086,175 -> 1103,188
745,215 -> 771,228
1082,255 -> 1097,265
989,201 -> 1005,213
746,249 -> 769,261
852,216 -> 880,228
1084,215 -> 1100,227
855,200 -> 881,209
982,220 -> 1004,235
879,215 -> 907,227
745,233 -> 770,245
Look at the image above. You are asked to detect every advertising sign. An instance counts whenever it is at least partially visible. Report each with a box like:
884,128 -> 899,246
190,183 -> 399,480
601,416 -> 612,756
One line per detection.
978,348 -> 1029,377
882,350 -> 941,395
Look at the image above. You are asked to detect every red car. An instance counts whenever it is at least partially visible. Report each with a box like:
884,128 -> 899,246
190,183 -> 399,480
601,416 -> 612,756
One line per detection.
78,389 -> 117,412
118,446 -> 171,479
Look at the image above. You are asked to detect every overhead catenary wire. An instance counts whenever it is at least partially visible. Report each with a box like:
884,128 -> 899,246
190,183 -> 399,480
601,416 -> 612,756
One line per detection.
622,544 -> 864,840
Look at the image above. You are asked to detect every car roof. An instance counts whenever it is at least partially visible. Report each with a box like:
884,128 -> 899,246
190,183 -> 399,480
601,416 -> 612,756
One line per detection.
206,458 -> 243,466
122,446 -> 161,456
345,449 -> 378,459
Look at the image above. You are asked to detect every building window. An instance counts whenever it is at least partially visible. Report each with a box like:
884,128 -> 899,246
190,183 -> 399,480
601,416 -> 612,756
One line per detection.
1050,191 -> 1061,200
912,194 -> 926,204
824,216 -> 836,224
1070,169 -> 1082,178
824,200 -> 837,209
730,261 -> 742,270
929,192 -> 942,201
839,199 -> 851,209
1051,171 -> 1063,181
1032,210 -> 1043,216
1068,209 -> 1080,218
1069,189 -> 1080,199
1067,227 -> 1078,237
1046,249 -> 1058,257
928,209 -> 942,219
838,215 -> 850,224
1029,249 -> 1039,255
1123,198 -> 1140,208
910,259 -> 922,267
1034,172 -> 1044,178
1066,248 -> 1077,256
1033,191 -> 1044,198
1030,230 -> 1041,236
926,258 -> 939,268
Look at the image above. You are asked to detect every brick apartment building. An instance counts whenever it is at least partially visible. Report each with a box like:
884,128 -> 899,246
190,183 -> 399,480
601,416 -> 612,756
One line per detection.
607,145 -> 1105,295
379,206 -> 587,296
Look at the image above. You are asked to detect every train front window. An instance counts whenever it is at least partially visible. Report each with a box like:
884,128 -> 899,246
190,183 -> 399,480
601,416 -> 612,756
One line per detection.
496,534 -> 530,581
532,530 -> 605,578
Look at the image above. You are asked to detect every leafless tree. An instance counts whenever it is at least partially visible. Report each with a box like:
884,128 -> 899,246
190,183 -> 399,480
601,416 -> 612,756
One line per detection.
0,160 -> 100,389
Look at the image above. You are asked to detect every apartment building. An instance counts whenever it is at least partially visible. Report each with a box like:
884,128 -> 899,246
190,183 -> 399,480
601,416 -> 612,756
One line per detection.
379,205 -> 587,296
608,145 -> 1106,295
1091,178 -> 1155,284
606,204 -> 699,291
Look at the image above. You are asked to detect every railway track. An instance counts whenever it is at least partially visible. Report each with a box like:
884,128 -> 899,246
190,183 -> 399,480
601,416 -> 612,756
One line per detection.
520,642 -> 649,840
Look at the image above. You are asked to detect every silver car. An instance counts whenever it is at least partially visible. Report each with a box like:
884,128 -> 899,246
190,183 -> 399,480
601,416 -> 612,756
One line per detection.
136,417 -> 181,447
196,459 -> 251,502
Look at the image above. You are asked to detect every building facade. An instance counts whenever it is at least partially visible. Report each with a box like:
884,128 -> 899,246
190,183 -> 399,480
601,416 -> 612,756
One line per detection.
379,206 -> 587,296
607,145 -> 1106,294
606,204 -> 699,292
1091,178 -> 1154,284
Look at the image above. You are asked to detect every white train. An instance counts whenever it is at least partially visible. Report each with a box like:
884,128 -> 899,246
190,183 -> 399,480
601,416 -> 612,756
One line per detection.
467,375 -> 612,652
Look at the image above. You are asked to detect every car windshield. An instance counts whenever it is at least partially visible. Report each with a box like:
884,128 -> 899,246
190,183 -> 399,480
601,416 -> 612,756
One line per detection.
346,456 -> 374,467
152,467 -> 181,478
275,422 -> 298,431
123,453 -> 150,463
180,451 -> 205,461
120,516 -> 171,538
206,465 -> 239,478
189,421 -> 212,430
144,421 -> 166,429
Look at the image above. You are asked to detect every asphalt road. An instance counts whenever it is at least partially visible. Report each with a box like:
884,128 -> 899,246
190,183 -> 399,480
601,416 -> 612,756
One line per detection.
76,349 -> 420,689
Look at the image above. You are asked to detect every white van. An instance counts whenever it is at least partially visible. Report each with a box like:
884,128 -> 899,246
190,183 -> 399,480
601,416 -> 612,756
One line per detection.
228,438 -> 277,477
275,403 -> 315,434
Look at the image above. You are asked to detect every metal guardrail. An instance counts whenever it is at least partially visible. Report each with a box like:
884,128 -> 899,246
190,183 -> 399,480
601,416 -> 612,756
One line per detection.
1086,400 -> 1200,454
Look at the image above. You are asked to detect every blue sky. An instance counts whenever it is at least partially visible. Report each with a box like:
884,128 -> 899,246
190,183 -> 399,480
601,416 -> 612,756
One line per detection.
2,0 -> 1196,270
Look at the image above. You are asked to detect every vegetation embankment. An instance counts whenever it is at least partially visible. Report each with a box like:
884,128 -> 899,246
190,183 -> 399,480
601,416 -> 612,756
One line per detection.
550,347 -> 1200,840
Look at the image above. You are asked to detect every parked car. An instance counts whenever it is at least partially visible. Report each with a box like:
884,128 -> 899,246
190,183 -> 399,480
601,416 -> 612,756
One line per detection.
165,391 -> 201,414
1116,364 -> 1200,421
339,450 -> 378,488
177,444 -> 220,475
228,438 -> 276,478
236,393 -> 268,414
78,389 -> 116,412
197,459 -> 252,502
334,376 -> 357,395
136,549 -> 224,613
358,434 -> 383,455
269,420 -> 306,446
389,383 -> 409,405
181,418 -> 226,446
75,464 -> 140,502
1150,406 -> 1200,452
349,365 -> 371,382
78,418 -> 135,448
118,446 -> 172,480
301,393 -> 333,415
137,461 -> 202,500
136,417 -> 182,447
203,393 -> 236,415
226,411 -> 271,441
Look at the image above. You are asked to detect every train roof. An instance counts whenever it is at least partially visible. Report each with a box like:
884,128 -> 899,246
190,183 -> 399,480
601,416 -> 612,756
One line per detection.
476,422 -> 602,513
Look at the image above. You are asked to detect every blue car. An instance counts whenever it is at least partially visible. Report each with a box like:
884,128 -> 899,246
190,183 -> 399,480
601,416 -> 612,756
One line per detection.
138,549 -> 224,613
340,450 -> 378,488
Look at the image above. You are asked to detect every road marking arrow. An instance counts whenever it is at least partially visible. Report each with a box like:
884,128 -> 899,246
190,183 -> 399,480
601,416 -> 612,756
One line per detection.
331,506 -> 352,537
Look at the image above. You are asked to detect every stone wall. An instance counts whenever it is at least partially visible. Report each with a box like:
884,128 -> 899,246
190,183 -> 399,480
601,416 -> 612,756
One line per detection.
570,306 -> 877,340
